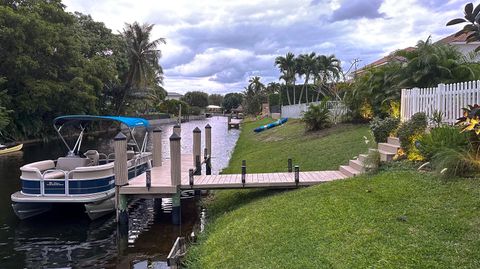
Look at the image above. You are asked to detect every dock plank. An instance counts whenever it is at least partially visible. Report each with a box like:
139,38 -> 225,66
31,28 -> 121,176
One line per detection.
121,153 -> 349,194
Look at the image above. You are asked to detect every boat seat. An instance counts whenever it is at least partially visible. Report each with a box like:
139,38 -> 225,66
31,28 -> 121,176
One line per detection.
56,157 -> 89,171
84,150 -> 99,166
43,170 -> 66,179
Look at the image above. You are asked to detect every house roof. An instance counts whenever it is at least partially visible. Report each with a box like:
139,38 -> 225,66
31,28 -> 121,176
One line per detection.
436,32 -> 480,44
167,92 -> 183,97
354,47 -> 414,75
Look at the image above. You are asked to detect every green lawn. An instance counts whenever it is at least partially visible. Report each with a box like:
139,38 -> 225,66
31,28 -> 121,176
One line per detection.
223,118 -> 371,173
185,119 -> 480,268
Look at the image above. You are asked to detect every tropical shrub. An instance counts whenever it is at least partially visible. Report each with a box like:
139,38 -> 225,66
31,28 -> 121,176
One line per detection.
430,146 -> 480,177
370,117 -> 400,143
456,104 -> 480,134
417,126 -> 470,160
397,112 -> 427,160
430,110 -> 444,127
302,100 -> 331,131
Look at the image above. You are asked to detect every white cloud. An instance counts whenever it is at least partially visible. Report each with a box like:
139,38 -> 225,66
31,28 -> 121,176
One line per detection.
63,0 -> 468,93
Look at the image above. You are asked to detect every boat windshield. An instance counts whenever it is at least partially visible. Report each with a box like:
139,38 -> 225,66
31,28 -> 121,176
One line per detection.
53,115 -> 150,156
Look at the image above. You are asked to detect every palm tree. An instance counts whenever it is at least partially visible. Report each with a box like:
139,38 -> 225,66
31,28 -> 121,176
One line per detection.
117,22 -> 166,114
275,52 -> 296,105
397,37 -> 477,88
248,76 -> 265,94
297,52 -> 316,104
314,54 -> 342,101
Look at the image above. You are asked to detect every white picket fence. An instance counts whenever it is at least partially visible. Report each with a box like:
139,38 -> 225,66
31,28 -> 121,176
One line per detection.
400,80 -> 480,124
281,101 -> 348,123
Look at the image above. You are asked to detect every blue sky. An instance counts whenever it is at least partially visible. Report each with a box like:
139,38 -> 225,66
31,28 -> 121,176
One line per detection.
64,0 -> 469,94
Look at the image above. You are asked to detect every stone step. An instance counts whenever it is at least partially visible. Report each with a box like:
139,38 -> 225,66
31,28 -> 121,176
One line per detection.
349,159 -> 365,172
378,149 -> 395,162
358,154 -> 369,163
387,137 -> 401,147
378,143 -> 400,154
339,165 -> 361,177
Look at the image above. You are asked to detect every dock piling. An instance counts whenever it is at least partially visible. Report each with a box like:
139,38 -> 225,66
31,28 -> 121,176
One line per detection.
173,124 -> 181,136
170,133 -> 182,225
193,127 -> 201,175
114,132 -> 128,230
152,127 -> 162,167
205,124 -> 211,156
204,148 -> 212,175
146,168 -> 151,190
241,160 -> 246,186
189,168 -> 194,187
294,165 -> 299,186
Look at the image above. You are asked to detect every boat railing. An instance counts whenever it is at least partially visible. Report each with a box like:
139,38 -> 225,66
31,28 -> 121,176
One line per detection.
42,169 -> 69,196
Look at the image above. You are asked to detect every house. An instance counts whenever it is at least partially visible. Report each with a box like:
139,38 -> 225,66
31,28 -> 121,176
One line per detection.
351,32 -> 480,79
351,47 -> 415,78
166,92 -> 183,101
436,32 -> 480,60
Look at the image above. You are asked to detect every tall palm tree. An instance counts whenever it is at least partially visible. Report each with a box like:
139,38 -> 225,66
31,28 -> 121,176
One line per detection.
275,52 -> 296,105
117,22 -> 166,114
314,54 -> 342,101
297,52 -> 316,104
248,76 -> 265,94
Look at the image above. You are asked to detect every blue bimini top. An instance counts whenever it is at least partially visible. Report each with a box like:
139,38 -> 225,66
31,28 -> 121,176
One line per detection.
53,115 -> 150,128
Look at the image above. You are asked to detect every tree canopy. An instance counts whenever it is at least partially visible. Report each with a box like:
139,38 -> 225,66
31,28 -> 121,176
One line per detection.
181,91 -> 209,108
0,1 -> 165,139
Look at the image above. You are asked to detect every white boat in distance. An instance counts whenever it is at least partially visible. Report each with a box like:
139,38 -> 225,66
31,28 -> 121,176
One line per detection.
11,115 -> 153,220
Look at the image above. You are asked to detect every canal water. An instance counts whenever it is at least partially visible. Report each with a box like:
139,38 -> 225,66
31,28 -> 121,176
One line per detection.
0,116 -> 240,268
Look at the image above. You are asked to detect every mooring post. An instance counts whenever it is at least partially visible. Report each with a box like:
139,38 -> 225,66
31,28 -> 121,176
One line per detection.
241,160 -> 246,187
152,127 -> 162,167
193,127 -> 201,175
294,165 -> 299,186
173,124 -> 181,136
205,124 -> 212,157
189,168 -> 194,187
288,158 -> 293,173
114,132 -> 129,249
170,133 -> 182,225
204,148 -> 212,175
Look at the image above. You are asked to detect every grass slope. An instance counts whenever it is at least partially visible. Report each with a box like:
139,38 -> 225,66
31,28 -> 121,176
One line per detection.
223,118 -> 371,173
187,169 -> 480,268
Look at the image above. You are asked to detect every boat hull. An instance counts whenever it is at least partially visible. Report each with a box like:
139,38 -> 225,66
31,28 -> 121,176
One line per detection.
11,202 -> 52,220
12,156 -> 150,220
0,144 -> 23,155
85,196 -> 116,220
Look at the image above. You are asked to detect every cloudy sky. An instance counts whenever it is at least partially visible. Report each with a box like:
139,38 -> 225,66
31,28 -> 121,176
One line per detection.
63,0 -> 468,94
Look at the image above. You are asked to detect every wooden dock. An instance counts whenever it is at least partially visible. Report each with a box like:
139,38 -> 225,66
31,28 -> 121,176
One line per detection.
113,123 -> 352,227
120,154 -> 347,196
227,117 -> 241,129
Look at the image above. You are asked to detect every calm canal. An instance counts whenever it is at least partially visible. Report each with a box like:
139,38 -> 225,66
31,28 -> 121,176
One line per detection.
0,116 -> 239,268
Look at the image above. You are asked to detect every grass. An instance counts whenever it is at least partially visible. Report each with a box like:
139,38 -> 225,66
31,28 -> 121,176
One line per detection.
185,118 -> 480,268
223,118 -> 372,173
187,169 -> 480,268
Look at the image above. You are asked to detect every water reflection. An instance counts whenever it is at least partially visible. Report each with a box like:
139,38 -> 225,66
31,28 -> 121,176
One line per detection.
0,116 -> 239,268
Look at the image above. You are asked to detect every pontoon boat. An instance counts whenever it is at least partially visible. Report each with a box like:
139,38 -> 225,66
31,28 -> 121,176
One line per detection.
11,115 -> 152,220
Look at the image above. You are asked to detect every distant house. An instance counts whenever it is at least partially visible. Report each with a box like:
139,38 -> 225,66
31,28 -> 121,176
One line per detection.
436,32 -> 480,60
166,92 -> 183,101
351,47 -> 415,78
351,32 -> 480,80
